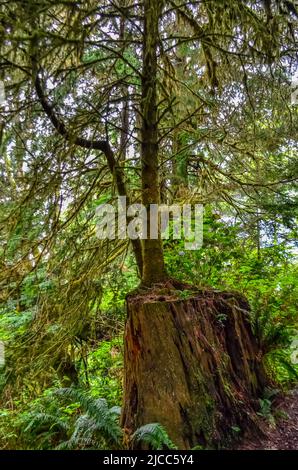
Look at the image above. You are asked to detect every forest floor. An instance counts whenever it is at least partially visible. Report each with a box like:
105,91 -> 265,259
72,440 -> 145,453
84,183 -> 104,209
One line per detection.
238,388 -> 298,450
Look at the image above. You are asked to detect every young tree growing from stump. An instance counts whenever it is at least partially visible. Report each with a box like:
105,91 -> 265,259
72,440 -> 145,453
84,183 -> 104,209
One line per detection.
1,0 -> 297,448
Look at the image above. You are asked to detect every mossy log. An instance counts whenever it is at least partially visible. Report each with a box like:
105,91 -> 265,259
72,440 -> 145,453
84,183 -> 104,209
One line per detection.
121,288 -> 268,449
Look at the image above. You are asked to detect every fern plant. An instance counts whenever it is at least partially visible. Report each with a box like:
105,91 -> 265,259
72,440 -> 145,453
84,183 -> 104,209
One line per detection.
250,299 -> 298,386
18,387 -> 177,450
132,423 -> 177,450
24,412 -> 70,435
21,411 -> 70,449
54,388 -> 122,449
264,349 -> 298,385
252,305 -> 291,351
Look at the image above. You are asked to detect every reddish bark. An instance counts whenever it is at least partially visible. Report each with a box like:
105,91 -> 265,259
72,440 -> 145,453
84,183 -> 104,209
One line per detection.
121,287 -> 268,449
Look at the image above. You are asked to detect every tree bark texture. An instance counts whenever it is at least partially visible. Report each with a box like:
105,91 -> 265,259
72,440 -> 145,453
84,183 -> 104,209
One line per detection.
140,0 -> 166,285
121,288 -> 268,449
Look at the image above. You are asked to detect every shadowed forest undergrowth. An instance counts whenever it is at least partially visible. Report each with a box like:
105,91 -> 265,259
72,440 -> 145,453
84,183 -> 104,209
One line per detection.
238,388 -> 298,450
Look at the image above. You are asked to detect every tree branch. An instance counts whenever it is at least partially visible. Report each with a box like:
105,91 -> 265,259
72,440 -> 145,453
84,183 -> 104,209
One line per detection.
34,73 -> 143,276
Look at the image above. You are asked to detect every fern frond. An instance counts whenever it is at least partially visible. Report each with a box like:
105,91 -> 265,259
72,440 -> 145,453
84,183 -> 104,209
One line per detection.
56,415 -> 98,450
23,412 -> 69,434
110,406 -> 122,416
54,388 -> 122,444
132,423 -> 177,450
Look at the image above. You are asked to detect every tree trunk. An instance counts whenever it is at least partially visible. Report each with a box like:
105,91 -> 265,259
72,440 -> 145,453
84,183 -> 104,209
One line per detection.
140,0 -> 166,285
122,0 -> 268,451
121,286 -> 268,449
119,14 -> 129,162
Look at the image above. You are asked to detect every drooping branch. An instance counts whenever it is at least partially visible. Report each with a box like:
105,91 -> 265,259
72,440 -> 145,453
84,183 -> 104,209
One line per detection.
34,75 -> 109,153
34,73 -> 143,276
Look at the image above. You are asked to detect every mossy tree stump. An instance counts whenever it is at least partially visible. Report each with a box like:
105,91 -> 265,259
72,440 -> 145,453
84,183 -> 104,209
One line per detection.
121,287 -> 268,449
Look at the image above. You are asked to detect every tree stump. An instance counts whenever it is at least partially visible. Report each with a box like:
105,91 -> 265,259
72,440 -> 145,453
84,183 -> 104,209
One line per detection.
121,286 -> 268,449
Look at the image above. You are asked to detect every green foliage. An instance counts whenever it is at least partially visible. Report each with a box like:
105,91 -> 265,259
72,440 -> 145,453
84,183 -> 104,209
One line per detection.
257,398 -> 274,425
0,208 -> 297,449
99,257 -> 138,317
0,386 -> 177,451
165,209 -> 298,386
0,388 -> 70,450
264,349 -> 298,386
0,0 -> 297,449
0,387 -> 122,450
0,309 -> 33,342
257,388 -> 282,426
85,338 -> 123,406
231,426 -> 241,434
53,388 -> 122,449
132,423 -> 177,450
176,290 -> 195,300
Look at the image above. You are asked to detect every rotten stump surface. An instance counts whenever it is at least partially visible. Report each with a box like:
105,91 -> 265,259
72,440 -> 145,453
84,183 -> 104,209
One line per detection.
121,286 -> 268,449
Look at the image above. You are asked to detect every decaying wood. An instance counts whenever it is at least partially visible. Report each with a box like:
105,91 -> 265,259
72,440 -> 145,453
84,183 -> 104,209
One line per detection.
121,287 -> 268,449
